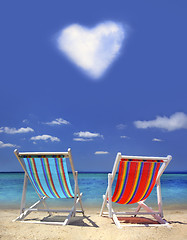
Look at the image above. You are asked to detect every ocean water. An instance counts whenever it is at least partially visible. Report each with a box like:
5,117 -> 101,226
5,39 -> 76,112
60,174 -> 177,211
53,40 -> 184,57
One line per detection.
0,172 -> 187,210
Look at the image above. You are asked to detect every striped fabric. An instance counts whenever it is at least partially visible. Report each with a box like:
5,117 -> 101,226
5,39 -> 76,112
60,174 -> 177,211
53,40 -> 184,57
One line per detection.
21,156 -> 74,199
112,159 -> 163,204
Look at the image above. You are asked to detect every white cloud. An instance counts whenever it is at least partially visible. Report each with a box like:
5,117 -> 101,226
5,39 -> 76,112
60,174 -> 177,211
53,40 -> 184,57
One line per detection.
73,138 -> 93,142
0,141 -> 17,148
31,135 -> 60,142
116,124 -> 126,130
152,138 -> 162,142
23,119 -> 29,124
45,118 -> 70,126
134,112 -> 187,131
0,127 -> 34,134
57,21 -> 125,79
120,136 -> 128,139
74,131 -> 103,138
95,151 -> 109,154
73,131 -> 103,142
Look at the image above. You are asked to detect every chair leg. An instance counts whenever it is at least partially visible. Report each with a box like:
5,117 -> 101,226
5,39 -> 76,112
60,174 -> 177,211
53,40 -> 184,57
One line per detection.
73,171 -> 78,217
134,203 -> 142,217
138,201 -> 166,224
157,179 -> 163,218
100,190 -> 108,216
20,173 -> 28,214
63,193 -> 83,225
77,191 -> 84,216
108,173 -> 113,218
41,197 -> 52,216
14,198 -> 43,221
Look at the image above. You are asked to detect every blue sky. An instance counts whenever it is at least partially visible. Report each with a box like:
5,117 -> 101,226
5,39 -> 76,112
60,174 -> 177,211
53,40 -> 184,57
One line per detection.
0,0 -> 187,172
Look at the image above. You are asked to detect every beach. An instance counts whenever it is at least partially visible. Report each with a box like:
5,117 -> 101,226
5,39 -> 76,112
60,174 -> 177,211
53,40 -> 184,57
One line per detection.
0,208 -> 187,240
0,172 -> 187,239
1,0 -> 187,238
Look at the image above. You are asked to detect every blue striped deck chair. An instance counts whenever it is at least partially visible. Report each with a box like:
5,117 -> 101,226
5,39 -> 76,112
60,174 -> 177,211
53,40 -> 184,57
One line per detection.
100,153 -> 172,228
14,148 -> 84,225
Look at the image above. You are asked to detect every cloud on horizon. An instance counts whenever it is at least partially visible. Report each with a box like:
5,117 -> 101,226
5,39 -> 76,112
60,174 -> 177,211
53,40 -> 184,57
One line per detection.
57,21 -> 125,79
134,112 -> 187,131
0,127 -> 34,134
0,141 -> 17,148
31,135 -> 60,142
44,118 -> 70,126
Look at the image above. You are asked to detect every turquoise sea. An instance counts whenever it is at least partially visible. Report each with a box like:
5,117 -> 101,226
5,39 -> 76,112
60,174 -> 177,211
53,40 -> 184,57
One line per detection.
0,172 -> 187,210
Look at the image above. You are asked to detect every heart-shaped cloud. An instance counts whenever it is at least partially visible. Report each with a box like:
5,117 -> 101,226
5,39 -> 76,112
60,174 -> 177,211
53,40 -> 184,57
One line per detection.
57,21 -> 125,79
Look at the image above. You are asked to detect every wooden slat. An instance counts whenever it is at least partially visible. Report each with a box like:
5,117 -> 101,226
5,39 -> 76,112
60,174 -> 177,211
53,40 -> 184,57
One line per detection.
121,155 -> 170,161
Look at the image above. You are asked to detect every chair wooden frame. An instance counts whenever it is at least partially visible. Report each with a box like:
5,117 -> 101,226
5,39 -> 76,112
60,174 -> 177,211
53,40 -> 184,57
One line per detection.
13,148 -> 84,225
100,153 -> 172,228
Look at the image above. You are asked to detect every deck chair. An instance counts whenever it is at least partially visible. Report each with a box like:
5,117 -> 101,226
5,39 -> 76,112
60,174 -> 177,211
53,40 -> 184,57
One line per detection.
100,153 -> 172,228
14,148 -> 84,225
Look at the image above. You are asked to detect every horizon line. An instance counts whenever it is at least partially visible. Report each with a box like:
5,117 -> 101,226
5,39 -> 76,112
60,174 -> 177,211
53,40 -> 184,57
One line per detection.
0,171 -> 187,174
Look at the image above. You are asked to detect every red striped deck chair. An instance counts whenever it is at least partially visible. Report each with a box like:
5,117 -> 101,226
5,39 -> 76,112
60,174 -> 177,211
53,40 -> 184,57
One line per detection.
14,148 -> 84,225
100,153 -> 172,228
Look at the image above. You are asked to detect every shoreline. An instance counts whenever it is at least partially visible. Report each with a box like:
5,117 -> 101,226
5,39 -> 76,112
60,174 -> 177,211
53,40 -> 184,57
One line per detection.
0,208 -> 187,240
1,201 -> 187,211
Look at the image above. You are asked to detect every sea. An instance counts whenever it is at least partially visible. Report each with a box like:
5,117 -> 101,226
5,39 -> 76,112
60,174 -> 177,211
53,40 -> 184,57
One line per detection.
0,172 -> 187,210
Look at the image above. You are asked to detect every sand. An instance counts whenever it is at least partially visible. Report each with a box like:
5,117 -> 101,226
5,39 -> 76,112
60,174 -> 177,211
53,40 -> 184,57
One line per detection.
0,208 -> 187,240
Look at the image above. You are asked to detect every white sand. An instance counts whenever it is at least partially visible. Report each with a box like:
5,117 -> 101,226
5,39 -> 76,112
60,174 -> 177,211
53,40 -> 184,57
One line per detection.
0,208 -> 187,240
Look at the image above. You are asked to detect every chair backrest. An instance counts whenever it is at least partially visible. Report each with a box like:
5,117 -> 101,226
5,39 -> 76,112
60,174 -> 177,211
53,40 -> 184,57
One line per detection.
15,150 -> 74,199
112,155 -> 171,204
